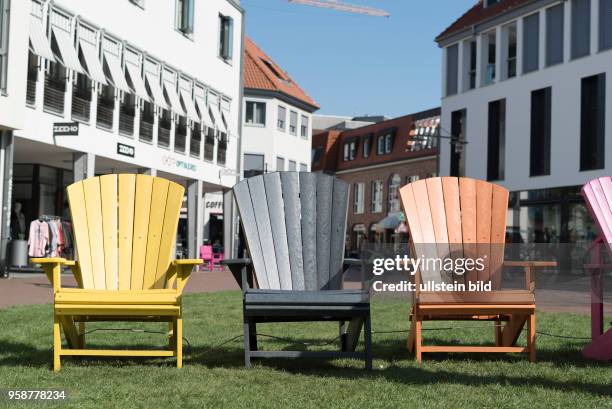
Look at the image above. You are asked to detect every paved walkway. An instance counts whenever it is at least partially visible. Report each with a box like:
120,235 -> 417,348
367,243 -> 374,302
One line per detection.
0,269 -> 610,315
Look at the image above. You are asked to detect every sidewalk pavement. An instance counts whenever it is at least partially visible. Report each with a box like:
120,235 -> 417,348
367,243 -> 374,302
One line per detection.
0,269 -> 610,315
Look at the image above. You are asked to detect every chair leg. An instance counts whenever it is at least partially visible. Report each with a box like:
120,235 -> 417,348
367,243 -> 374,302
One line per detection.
407,308 -> 417,353
364,313 -> 373,371
78,322 -> 86,349
415,316 -> 422,364
494,319 -> 502,347
175,317 -> 183,368
249,321 -> 258,351
243,315 -> 252,369
339,321 -> 347,352
528,313 -> 536,363
53,314 -> 61,372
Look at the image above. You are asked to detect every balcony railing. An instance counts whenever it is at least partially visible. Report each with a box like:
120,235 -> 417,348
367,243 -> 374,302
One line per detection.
26,80 -> 36,106
71,88 -> 91,122
43,78 -> 65,114
97,98 -> 114,129
119,105 -> 135,136
158,120 -> 171,148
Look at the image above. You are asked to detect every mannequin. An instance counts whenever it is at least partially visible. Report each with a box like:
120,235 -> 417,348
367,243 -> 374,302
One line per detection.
10,202 -> 26,240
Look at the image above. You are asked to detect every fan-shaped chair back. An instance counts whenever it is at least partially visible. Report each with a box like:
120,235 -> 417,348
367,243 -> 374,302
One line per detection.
582,177 -> 612,246
399,177 -> 508,289
233,172 -> 349,291
67,174 -> 185,290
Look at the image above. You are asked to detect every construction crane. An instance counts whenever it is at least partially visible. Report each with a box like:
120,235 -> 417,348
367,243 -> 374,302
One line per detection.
288,0 -> 390,17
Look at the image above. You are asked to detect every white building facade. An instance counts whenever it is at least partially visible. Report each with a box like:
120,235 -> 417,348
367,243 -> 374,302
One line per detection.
0,0 -> 244,272
438,0 -> 612,246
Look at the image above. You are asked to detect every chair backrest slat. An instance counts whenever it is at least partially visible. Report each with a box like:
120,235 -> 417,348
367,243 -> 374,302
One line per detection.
100,175 -> 119,290
83,177 -> 106,289
328,178 -> 349,290
315,175 -> 333,290
263,173 -> 292,290
118,174 -> 136,290
299,173 -> 318,291
130,175 -> 154,289
233,180 -> 269,288
234,172 -> 349,292
400,177 -> 508,289
66,174 -> 184,290
583,177 -> 612,245
281,172 -> 305,290
248,176 -> 281,289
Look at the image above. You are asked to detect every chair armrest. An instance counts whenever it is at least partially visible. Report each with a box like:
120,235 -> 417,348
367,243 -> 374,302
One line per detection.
168,259 -> 202,293
221,258 -> 252,291
503,260 -> 557,291
31,258 -> 72,292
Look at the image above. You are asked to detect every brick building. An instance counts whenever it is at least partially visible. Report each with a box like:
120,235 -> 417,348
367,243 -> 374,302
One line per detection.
312,108 -> 440,255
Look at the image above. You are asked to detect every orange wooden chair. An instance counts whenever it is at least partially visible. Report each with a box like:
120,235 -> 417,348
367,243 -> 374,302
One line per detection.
399,177 -> 556,363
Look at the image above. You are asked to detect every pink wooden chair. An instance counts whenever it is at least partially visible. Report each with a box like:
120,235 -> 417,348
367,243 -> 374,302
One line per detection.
200,245 -> 214,271
212,251 -> 224,270
581,177 -> 612,361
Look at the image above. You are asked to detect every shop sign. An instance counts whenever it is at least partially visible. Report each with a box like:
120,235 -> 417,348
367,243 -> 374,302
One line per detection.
117,143 -> 135,158
53,122 -> 79,136
161,155 -> 197,172
205,201 -> 223,209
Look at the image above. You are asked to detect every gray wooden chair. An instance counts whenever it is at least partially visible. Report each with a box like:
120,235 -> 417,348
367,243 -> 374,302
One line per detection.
222,172 -> 372,370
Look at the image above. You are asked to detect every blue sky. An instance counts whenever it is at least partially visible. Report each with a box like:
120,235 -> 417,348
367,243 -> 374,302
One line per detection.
241,0 -> 476,117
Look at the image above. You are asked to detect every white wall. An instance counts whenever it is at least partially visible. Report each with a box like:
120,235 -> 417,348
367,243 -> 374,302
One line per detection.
440,0 -> 612,193
0,0 -> 29,131
241,94 -> 313,173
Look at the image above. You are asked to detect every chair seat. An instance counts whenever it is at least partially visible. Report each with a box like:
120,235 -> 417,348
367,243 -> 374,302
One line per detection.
55,289 -> 180,305
417,290 -> 535,305
245,289 -> 369,306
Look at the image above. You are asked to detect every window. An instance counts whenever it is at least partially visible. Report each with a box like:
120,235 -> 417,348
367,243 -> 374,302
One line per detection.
523,13 -> 540,74
217,132 -> 227,165
377,129 -> 395,155
371,181 -> 383,213
572,0 -> 591,59
546,4 -> 564,67
487,99 -> 506,181
300,114 -> 308,138
276,156 -> 285,171
288,160 -> 296,171
245,101 -> 266,126
312,147 -> 322,167
343,140 -> 357,161
277,105 -> 286,131
580,74 -> 606,171
450,109 -> 467,177
176,0 -> 194,34
289,110 -> 298,135
600,0 -> 612,51
353,183 -> 365,214
388,174 -> 401,213
244,153 -> 265,179
0,0 -> 10,93
204,127 -> 215,161
299,163 -> 308,172
466,40 -> 477,89
446,44 -> 459,96
530,87 -> 552,176
483,31 -> 496,85
407,175 -> 420,184
504,24 -> 517,79
363,134 -> 372,158
219,14 -> 233,61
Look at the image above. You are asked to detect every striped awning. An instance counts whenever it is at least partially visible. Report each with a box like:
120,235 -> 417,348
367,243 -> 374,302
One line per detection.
209,104 -> 227,133
103,51 -> 130,92
125,63 -> 150,101
51,27 -> 83,73
408,116 -> 440,152
195,98 -> 215,129
145,72 -> 169,109
78,40 -> 107,85
29,18 -> 55,61
163,80 -> 185,116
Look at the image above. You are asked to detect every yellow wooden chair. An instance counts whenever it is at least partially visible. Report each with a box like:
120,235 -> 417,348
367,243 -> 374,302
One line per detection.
32,174 -> 202,371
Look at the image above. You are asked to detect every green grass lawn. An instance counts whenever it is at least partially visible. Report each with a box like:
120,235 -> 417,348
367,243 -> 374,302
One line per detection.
0,291 -> 610,409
